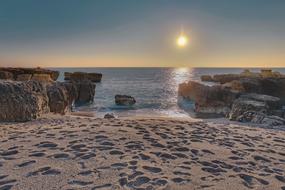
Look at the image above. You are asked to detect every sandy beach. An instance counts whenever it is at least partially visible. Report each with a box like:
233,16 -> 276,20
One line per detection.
0,115 -> 284,190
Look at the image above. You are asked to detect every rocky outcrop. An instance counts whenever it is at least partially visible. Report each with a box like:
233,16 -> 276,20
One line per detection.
74,81 -> 96,105
16,74 -> 32,81
201,75 -> 214,82
47,82 -> 72,114
31,74 -> 53,82
0,80 -> 49,122
228,98 -> 269,121
201,69 -> 285,84
115,95 -> 136,106
0,67 -> 97,122
179,78 -> 285,126
104,113 -> 115,119
222,80 -> 245,93
46,80 -> 95,113
0,71 -> 13,80
0,67 -> 59,81
64,72 -> 102,82
178,81 -> 238,116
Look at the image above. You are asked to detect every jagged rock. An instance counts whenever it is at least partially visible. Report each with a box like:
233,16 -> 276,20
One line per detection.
228,98 -> 268,121
0,71 -> 13,80
115,95 -> 136,106
0,80 -> 49,122
240,93 -> 281,110
31,74 -> 52,82
74,81 -> 96,105
104,113 -> 115,119
222,80 -> 245,92
212,74 -> 242,84
201,75 -> 214,82
234,111 -> 285,127
64,72 -> 102,82
0,67 -> 59,81
178,81 -> 238,117
46,82 -> 71,114
16,74 -> 32,81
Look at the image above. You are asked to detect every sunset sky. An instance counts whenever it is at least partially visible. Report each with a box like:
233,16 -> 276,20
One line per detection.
0,0 -> 285,68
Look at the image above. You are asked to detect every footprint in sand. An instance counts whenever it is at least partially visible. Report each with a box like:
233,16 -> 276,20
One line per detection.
142,166 -> 162,173
17,160 -> 36,168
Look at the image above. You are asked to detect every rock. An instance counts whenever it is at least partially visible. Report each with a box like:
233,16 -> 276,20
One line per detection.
0,71 -> 13,80
201,75 -> 214,82
212,74 -> 243,84
178,81 -> 238,117
16,74 -> 32,81
235,111 -> 285,127
115,95 -> 136,106
73,80 -> 96,105
222,80 -> 245,92
104,113 -> 115,119
240,93 -> 281,110
238,78 -> 262,93
87,73 -> 103,83
0,80 -> 49,122
31,74 -> 52,82
64,72 -> 102,82
46,82 -> 71,114
0,67 -> 59,81
228,98 -> 268,121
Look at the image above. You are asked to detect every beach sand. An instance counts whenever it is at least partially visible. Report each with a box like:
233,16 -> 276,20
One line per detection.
0,114 -> 284,190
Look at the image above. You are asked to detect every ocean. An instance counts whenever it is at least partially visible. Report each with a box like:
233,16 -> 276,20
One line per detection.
53,68 -> 285,118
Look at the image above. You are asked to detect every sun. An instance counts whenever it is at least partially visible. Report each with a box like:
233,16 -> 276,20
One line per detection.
176,34 -> 188,47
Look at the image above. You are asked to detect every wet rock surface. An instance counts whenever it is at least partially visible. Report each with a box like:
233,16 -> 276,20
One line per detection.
115,95 -> 136,106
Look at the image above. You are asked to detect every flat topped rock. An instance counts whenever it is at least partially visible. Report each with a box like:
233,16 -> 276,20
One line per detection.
0,67 -> 59,81
115,95 -> 136,106
64,72 -> 102,82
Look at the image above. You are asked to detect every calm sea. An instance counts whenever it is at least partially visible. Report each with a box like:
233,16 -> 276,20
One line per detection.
52,68 -> 285,118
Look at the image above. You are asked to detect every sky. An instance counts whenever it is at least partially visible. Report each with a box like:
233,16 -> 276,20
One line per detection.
0,0 -> 285,68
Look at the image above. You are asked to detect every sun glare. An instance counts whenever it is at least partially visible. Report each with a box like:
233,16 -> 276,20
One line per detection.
176,35 -> 188,47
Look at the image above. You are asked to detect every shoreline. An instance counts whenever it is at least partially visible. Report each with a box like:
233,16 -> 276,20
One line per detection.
0,115 -> 284,190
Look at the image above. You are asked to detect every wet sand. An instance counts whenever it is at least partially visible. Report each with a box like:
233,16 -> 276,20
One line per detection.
0,114 -> 284,190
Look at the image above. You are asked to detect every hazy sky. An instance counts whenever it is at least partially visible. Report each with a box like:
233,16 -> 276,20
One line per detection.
0,0 -> 285,67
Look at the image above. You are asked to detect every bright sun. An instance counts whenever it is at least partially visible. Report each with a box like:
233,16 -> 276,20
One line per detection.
176,35 -> 188,47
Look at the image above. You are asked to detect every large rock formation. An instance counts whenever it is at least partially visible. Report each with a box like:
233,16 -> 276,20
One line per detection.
178,78 -> 285,126
0,80 -> 49,122
74,81 -> 96,105
228,96 -> 285,127
0,67 -> 98,122
201,69 -> 285,84
0,67 -> 59,81
0,71 -> 13,80
64,72 -> 102,82
47,82 -> 74,114
178,81 -> 238,116
115,95 -> 136,106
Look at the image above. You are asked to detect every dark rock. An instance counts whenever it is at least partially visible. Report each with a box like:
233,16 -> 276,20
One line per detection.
104,113 -> 115,119
0,67 -> 59,81
178,81 -> 238,117
115,95 -> 136,106
228,98 -> 268,121
201,75 -> 214,82
74,80 -> 96,105
64,72 -> 102,82
46,81 -> 81,114
0,80 -> 49,122
240,93 -> 281,110
0,71 -> 13,80
16,74 -> 32,81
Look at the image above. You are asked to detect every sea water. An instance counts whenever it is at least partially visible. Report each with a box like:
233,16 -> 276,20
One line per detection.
53,68 -> 285,118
